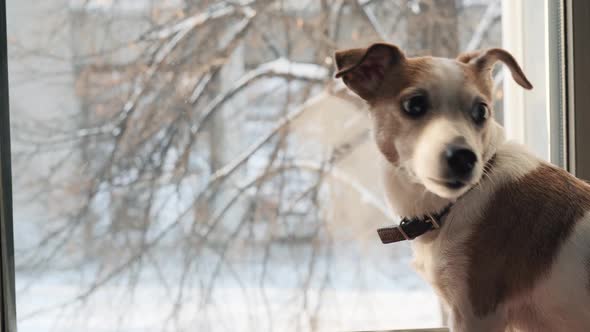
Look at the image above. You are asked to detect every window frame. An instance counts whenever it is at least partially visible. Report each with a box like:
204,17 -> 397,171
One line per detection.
0,0 -> 17,331
502,0 -> 568,167
547,0 -> 568,169
566,0 -> 590,179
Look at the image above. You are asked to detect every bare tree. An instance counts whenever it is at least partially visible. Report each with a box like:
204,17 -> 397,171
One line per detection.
9,0 -> 501,331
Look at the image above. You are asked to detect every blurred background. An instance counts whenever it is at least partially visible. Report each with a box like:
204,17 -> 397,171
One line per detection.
6,0 -> 550,331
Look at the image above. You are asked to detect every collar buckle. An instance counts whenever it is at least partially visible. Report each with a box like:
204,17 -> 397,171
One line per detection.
397,222 -> 411,240
426,214 -> 441,229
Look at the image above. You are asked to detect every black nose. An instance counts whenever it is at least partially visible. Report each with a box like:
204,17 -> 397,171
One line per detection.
445,146 -> 477,177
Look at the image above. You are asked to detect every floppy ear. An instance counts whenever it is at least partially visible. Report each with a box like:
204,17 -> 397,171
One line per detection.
334,43 -> 405,100
458,48 -> 533,90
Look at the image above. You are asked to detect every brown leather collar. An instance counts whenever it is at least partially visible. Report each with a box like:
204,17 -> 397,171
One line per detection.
377,155 -> 496,244
377,204 -> 451,243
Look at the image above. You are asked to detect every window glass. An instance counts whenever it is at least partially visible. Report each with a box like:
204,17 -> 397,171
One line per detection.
7,1 -> 548,331
501,0 -> 553,163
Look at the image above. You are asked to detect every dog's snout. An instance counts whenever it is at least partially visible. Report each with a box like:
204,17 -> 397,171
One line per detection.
445,146 -> 477,177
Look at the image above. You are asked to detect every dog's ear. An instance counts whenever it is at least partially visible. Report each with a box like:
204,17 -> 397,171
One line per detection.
458,48 -> 533,90
334,43 -> 405,100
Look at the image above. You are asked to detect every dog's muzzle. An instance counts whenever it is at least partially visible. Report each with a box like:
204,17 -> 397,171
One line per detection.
441,145 -> 477,188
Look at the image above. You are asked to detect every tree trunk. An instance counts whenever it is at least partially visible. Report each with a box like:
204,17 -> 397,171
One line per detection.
405,0 -> 459,58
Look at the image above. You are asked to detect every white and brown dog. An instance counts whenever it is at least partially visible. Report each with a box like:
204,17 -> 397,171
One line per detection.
334,43 -> 590,331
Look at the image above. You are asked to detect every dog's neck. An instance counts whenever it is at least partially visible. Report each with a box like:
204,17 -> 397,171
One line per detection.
381,159 -> 453,219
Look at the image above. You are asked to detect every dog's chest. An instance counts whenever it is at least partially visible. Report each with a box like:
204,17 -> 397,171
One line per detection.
411,223 -> 473,305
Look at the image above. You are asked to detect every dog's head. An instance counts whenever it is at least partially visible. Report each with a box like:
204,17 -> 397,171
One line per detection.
334,43 -> 532,199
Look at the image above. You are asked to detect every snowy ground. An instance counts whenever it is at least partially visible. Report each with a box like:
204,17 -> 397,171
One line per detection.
15,242 -> 442,331
17,283 -> 441,332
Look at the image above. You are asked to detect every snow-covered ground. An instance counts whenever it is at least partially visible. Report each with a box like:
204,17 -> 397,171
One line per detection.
17,279 -> 441,332
15,240 -> 442,331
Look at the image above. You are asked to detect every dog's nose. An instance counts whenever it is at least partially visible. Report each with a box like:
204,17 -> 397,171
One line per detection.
445,146 -> 477,177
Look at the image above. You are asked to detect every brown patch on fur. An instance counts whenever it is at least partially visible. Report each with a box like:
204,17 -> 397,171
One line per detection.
334,43 -> 531,166
457,49 -> 533,94
370,107 -> 401,164
477,49 -> 533,90
334,43 -> 405,101
371,56 -> 435,104
364,56 -> 491,165
461,63 -> 494,101
334,45 -> 438,164
368,56 -> 438,164
456,51 -> 481,64
335,44 -> 531,108
466,164 -> 590,317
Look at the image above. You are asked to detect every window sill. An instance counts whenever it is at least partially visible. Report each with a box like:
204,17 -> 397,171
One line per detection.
353,328 -> 448,332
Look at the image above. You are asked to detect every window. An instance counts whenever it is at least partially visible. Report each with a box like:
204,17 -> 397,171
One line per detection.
0,1 -> 575,331
501,0 -> 566,166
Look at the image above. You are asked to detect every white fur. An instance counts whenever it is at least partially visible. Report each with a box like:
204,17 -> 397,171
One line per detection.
407,59 -> 490,199
432,59 -> 465,101
521,214 -> 590,331
381,123 -> 551,331
413,116 -> 482,198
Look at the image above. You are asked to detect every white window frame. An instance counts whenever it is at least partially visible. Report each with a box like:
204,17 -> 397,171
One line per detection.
502,0 -> 567,168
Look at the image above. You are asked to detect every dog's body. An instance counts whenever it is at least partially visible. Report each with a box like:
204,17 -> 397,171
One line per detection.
383,142 -> 590,331
334,43 -> 590,331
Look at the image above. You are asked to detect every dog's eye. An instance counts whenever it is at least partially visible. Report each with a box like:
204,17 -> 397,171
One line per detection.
471,103 -> 489,125
402,94 -> 429,117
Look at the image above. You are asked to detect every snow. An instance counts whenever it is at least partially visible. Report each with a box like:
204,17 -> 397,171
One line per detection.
146,2 -> 255,40
69,0 -> 184,13
17,283 -> 440,332
16,245 -> 441,332
261,58 -> 329,81
190,57 -> 328,137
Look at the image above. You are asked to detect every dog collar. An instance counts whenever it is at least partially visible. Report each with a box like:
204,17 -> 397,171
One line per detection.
377,204 -> 451,243
377,154 -> 496,244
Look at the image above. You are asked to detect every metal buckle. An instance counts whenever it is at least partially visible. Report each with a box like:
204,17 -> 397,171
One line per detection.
427,214 -> 440,229
397,218 -> 411,240
397,224 -> 411,240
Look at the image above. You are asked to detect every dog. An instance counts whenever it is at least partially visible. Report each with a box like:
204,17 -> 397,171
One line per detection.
334,43 -> 590,331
